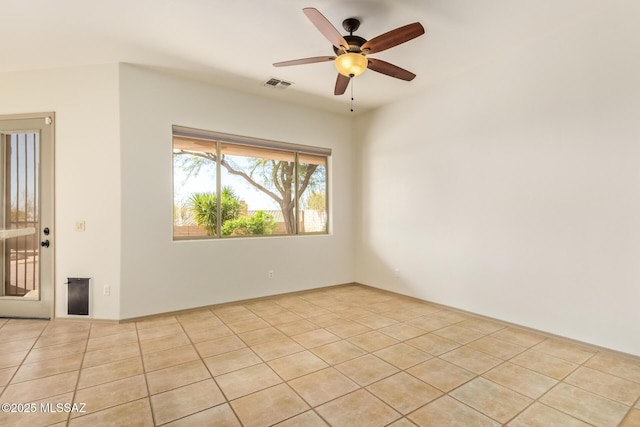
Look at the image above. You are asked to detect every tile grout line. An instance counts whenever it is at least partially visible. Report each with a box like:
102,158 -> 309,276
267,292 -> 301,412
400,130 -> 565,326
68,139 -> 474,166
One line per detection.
446,333 -> 591,426
308,291 -> 637,425
535,347 -> 639,422
290,294 -> 369,426
231,297 -> 400,425
620,395 -> 640,425
0,320 -> 47,400
61,338 -> 141,421
485,341 -> 639,426
110,296 -> 640,426
177,308 -> 245,427
238,302 -> 341,426
3,285 -> 640,427
258,299 -> 398,427
237,301 -> 340,425
63,323 -> 151,424
399,333 -> 506,425
134,319 -> 157,427
296,295 -> 482,423
387,323 -> 582,425
279,297 -> 410,424
65,322 -> 91,426
406,355 -> 497,424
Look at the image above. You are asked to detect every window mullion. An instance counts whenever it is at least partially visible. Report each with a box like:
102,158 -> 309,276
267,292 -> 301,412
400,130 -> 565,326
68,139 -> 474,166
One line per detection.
294,152 -> 299,235
216,141 -> 222,237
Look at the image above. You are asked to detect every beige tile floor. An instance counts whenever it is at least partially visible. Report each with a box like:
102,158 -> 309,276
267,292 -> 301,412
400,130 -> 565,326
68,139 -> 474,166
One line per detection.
1,284 -> 639,426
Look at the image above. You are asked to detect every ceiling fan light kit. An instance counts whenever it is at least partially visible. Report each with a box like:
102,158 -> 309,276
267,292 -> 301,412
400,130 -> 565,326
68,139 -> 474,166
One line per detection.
335,52 -> 368,77
273,7 -> 425,104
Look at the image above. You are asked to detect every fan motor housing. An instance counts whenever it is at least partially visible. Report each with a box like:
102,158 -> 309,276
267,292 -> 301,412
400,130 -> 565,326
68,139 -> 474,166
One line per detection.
333,35 -> 367,55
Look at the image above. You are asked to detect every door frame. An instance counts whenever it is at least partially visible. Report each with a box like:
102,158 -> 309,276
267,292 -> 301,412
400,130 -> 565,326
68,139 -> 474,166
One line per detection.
0,112 -> 55,319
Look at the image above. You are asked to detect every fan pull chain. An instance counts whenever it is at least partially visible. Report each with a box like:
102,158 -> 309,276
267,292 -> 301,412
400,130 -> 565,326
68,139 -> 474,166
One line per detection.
350,76 -> 355,112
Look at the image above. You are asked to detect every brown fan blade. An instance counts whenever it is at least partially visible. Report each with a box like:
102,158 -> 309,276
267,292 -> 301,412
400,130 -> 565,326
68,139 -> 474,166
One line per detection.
274,56 -> 336,67
361,22 -> 425,54
334,73 -> 350,95
367,58 -> 416,81
303,7 -> 349,51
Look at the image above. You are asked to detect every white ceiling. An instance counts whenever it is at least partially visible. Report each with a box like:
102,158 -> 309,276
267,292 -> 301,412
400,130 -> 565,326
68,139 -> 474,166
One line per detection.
2,0 -> 607,114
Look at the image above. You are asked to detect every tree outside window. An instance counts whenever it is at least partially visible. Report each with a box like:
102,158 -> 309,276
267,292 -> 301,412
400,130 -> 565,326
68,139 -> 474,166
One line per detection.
172,129 -> 328,239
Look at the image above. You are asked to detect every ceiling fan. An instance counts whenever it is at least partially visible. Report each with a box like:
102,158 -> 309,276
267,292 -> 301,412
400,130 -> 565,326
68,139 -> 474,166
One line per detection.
273,7 -> 425,96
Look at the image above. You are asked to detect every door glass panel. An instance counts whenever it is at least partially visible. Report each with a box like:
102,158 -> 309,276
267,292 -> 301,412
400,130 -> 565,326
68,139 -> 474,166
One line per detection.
2,132 -> 40,299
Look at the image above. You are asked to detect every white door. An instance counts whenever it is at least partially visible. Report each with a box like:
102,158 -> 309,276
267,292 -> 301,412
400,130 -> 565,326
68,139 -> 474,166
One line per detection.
0,114 -> 54,319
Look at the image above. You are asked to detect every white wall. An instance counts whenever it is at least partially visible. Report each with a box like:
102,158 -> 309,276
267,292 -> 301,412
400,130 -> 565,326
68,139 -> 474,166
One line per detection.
119,65 -> 356,319
356,2 -> 640,355
0,65 -> 122,320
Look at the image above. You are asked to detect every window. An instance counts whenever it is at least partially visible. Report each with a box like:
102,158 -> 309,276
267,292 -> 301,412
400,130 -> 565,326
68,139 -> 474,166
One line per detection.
172,126 -> 329,240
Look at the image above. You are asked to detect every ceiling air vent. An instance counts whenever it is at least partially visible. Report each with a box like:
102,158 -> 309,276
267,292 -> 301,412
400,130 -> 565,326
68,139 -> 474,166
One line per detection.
263,77 -> 294,90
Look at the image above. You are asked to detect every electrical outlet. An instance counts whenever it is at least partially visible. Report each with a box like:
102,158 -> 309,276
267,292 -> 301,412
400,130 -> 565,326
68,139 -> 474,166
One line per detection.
103,284 -> 110,296
394,268 -> 400,277
75,220 -> 86,232
267,270 -> 274,279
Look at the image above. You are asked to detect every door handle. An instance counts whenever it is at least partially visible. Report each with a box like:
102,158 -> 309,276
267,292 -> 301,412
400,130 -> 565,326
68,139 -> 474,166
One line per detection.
41,240 -> 50,248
